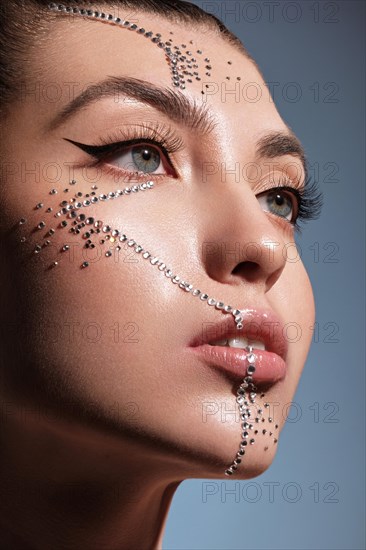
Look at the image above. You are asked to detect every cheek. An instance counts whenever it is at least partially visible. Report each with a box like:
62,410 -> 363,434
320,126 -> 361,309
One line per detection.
269,257 -> 315,378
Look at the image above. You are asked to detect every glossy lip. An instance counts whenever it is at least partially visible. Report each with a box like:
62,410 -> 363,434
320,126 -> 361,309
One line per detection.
188,309 -> 288,384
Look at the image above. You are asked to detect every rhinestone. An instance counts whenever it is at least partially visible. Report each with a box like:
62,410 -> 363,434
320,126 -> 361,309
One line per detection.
142,251 -> 151,259
158,263 -> 166,271
250,439 -> 255,445
247,353 -> 256,364
192,289 -> 201,296
81,261 -> 89,268
119,235 -> 128,242
199,293 -> 208,301
165,270 -> 173,277
105,251 -> 112,257
127,240 -> 135,247
172,276 -> 180,284
224,305 -> 232,313
215,302 -> 225,309
207,298 -> 216,306
19,218 -> 27,225
34,245 -> 42,253
102,225 -> 111,233
36,203 -> 43,209
52,261 -> 59,267
247,365 -> 256,375
37,221 -> 46,229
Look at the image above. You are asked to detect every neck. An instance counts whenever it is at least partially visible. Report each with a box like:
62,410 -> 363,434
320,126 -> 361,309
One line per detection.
0,403 -> 182,549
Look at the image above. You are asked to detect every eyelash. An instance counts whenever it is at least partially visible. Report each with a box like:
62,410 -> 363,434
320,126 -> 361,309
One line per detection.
260,176 -> 323,233
66,125 -> 323,232
66,122 -> 183,180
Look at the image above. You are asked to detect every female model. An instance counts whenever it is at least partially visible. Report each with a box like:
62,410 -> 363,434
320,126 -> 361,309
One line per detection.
0,0 -> 322,548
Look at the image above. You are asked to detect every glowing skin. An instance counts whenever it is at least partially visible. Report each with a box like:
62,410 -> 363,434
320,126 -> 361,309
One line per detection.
0,7 -> 316,549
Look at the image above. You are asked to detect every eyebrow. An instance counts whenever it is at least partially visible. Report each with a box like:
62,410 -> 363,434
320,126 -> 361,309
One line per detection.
256,131 -> 308,182
47,76 -> 216,135
47,75 -> 307,178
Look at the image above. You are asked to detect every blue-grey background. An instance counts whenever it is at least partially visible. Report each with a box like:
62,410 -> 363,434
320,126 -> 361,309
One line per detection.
163,1 -> 365,549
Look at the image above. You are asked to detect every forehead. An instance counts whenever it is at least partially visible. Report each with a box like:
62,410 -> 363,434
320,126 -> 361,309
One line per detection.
35,11 -> 281,128
45,11 -> 253,85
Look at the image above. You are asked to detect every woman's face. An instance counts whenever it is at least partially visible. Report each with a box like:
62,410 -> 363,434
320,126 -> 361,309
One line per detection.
0,9 -> 315,479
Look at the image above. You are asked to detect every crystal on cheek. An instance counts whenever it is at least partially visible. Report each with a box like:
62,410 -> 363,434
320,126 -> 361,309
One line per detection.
16,170 -> 280,476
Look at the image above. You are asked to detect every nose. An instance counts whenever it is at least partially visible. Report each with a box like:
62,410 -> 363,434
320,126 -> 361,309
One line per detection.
199,184 -> 288,294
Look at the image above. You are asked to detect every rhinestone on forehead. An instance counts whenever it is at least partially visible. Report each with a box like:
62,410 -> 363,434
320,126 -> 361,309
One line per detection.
48,3 -> 212,91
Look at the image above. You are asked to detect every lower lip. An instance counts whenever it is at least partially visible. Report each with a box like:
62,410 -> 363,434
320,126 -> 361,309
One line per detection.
190,345 -> 286,384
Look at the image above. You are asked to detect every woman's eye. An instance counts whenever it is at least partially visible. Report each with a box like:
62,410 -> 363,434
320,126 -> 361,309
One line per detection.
107,144 -> 165,174
257,189 -> 296,222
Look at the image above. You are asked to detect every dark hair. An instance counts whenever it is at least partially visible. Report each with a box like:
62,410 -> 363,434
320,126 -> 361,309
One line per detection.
0,0 -> 252,117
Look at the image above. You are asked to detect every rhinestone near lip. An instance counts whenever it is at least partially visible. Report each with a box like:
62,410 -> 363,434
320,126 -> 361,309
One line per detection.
247,353 -> 256,364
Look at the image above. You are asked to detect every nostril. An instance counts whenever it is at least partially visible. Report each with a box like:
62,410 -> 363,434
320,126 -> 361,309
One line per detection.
232,261 -> 261,282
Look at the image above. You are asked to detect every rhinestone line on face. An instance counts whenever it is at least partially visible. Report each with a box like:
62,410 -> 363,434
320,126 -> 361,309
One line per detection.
48,3 -> 212,90
224,346 -> 279,476
18,179 -> 245,331
18,180 -> 280,474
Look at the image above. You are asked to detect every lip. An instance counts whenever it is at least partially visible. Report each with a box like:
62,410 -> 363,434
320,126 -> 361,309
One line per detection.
188,309 -> 288,384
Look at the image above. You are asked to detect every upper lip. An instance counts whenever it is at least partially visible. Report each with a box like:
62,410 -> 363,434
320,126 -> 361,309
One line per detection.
188,308 -> 288,361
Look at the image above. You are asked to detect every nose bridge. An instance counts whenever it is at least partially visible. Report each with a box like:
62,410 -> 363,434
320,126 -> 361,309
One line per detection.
197,174 -> 287,290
